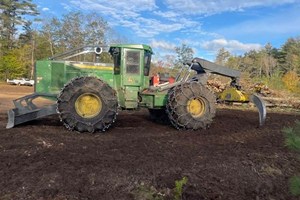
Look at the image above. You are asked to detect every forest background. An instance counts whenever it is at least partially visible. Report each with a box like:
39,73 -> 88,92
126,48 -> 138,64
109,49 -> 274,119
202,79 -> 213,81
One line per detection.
0,0 -> 299,95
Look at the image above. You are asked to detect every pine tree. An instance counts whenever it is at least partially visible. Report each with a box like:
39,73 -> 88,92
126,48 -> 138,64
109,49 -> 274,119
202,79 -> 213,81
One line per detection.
0,0 -> 38,50
215,47 -> 230,65
174,43 -> 194,67
283,121 -> 300,196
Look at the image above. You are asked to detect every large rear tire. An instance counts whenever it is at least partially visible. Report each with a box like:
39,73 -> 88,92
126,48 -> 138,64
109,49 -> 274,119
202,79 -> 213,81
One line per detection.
57,77 -> 118,133
166,82 -> 216,130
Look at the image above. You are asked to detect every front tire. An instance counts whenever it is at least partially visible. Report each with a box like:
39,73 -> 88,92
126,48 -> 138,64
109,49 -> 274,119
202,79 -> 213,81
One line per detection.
166,82 -> 216,130
57,77 -> 118,133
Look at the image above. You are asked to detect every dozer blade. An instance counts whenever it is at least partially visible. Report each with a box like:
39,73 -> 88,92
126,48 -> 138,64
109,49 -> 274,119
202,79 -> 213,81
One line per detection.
6,104 -> 57,129
250,94 -> 266,126
6,93 -> 58,129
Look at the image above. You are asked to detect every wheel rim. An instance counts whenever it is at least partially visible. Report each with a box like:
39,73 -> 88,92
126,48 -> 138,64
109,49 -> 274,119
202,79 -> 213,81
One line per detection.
75,93 -> 102,118
187,97 -> 206,118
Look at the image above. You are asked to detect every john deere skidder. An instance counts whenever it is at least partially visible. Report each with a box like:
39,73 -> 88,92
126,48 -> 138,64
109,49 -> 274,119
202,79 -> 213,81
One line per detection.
6,44 -> 266,132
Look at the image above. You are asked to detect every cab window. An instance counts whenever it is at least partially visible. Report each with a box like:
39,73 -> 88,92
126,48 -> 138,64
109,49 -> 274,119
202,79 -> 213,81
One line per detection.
144,51 -> 151,76
126,50 -> 140,74
110,47 -> 121,74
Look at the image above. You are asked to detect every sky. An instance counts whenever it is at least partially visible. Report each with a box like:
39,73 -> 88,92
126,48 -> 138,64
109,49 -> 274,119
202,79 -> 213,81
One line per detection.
32,0 -> 300,61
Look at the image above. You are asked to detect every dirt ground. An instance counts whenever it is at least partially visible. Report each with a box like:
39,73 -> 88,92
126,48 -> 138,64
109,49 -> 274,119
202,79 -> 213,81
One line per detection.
0,84 -> 299,200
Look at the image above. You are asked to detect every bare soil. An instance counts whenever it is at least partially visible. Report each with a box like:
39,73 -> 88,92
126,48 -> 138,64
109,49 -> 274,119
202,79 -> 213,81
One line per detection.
0,84 -> 299,200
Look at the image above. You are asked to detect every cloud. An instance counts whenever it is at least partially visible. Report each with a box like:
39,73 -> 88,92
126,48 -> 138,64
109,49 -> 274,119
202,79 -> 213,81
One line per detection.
65,0 -> 299,51
61,3 -> 74,12
201,38 -> 262,53
70,0 -> 157,14
69,0 -> 201,38
42,7 -> 49,11
164,0 -> 298,15
67,0 -> 300,40
153,10 -> 180,19
150,39 -> 176,51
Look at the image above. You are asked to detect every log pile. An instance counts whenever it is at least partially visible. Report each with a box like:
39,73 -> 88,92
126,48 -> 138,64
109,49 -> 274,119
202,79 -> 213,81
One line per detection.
261,97 -> 300,109
206,79 -> 226,93
206,79 -> 300,110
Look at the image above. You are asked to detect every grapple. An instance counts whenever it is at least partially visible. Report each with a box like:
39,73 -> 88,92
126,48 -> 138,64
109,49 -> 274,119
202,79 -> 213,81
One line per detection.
250,94 -> 267,126
218,87 -> 266,126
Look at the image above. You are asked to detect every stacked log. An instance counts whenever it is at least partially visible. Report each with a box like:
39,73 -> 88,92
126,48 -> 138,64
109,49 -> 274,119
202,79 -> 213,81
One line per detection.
207,79 -> 226,93
261,97 -> 300,109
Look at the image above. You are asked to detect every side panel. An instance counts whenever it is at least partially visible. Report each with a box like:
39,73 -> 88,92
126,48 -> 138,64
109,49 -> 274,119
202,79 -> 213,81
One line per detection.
35,60 -> 114,95
69,63 -> 114,87
35,60 -> 54,94
51,62 -> 66,92
140,91 -> 168,108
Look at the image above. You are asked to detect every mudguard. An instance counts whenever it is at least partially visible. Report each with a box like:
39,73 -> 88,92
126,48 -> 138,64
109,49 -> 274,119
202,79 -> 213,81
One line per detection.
250,94 -> 267,126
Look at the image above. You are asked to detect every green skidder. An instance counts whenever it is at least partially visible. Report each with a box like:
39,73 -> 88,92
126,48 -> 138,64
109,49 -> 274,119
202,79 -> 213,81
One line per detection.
7,44 -> 266,133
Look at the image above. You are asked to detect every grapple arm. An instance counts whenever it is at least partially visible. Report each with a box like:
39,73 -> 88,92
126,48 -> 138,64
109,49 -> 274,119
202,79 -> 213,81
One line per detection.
189,57 -> 266,126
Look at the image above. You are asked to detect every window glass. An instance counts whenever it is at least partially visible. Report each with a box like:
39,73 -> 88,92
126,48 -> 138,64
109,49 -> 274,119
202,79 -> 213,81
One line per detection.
144,51 -> 151,76
126,51 -> 140,74
111,48 -> 120,74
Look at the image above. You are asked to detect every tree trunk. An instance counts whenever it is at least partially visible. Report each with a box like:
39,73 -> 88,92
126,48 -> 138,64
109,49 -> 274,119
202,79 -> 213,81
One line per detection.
30,39 -> 35,79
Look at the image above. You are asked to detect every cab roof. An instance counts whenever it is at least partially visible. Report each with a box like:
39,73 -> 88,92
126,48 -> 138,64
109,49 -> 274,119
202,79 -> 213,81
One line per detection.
109,44 -> 153,54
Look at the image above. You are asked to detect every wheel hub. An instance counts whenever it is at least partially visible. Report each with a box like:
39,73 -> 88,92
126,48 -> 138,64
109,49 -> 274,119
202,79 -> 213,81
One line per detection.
75,93 -> 102,118
187,98 -> 206,118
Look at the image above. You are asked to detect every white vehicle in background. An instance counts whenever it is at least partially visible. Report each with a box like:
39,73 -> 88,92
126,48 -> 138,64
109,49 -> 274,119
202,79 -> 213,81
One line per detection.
6,78 -> 35,86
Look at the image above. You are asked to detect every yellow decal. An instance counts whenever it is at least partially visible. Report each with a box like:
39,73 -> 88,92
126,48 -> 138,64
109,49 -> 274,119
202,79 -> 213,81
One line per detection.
73,64 -> 113,71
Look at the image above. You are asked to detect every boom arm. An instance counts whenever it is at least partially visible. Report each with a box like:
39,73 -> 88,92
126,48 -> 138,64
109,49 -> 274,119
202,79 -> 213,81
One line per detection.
192,58 -> 240,78
191,57 -> 241,87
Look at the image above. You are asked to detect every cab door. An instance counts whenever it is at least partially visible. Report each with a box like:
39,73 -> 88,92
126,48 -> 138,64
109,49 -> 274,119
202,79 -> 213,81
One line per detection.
123,49 -> 142,86
121,49 -> 143,108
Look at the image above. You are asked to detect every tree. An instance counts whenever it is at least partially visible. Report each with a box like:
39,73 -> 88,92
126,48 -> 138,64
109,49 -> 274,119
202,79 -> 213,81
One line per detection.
41,17 -> 62,56
40,12 -> 110,56
61,12 -> 85,49
281,38 -> 300,74
84,13 -> 109,45
259,43 -> 277,78
0,48 -> 26,79
282,71 -> 300,92
34,31 -> 54,60
239,50 -> 260,77
18,21 -> 36,79
226,56 -> 242,70
215,47 -> 230,65
0,0 -> 38,50
174,43 -> 194,67
19,21 -> 33,45
271,47 -> 286,75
